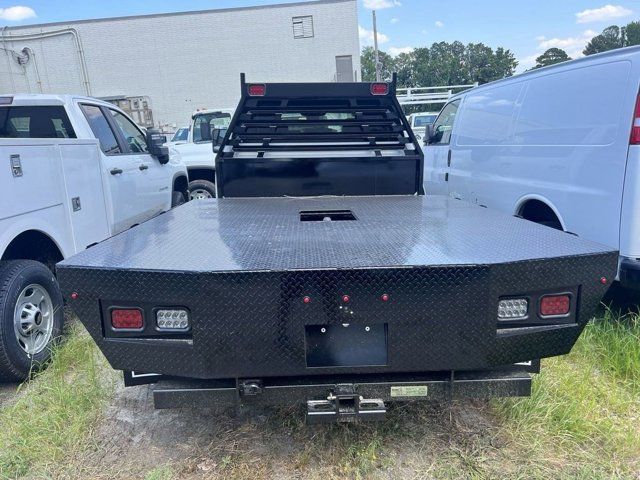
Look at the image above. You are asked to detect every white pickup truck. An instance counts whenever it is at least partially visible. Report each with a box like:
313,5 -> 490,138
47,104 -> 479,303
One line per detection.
0,94 -> 189,381
169,109 -> 232,199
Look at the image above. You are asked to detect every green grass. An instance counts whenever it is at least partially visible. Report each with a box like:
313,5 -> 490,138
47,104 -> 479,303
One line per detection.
493,309 -> 640,478
144,465 -> 176,480
0,322 -> 116,479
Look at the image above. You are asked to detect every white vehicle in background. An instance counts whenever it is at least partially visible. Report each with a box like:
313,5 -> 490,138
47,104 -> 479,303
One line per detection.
0,94 -> 189,381
407,111 -> 439,143
423,45 -> 640,288
169,109 -> 233,199
168,126 -> 189,144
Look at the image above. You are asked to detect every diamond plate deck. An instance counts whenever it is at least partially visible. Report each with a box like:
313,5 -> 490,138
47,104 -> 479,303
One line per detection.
58,195 -> 614,273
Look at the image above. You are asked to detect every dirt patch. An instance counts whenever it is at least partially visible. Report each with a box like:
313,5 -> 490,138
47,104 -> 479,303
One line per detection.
0,384 -> 18,409
58,382 -> 504,479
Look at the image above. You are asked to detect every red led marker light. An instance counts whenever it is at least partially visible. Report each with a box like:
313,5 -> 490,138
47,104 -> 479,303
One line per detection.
381,293 -> 389,302
70,292 -> 79,300
111,309 -> 143,329
303,296 -> 311,304
342,295 -> 350,303
248,84 -> 266,96
600,277 -> 608,285
370,83 -> 389,95
539,295 -> 570,317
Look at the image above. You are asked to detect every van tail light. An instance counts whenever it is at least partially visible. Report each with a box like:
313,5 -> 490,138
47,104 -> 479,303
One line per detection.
539,295 -> 570,317
630,93 -> 640,144
371,83 -> 389,95
248,84 -> 266,96
111,309 -> 144,329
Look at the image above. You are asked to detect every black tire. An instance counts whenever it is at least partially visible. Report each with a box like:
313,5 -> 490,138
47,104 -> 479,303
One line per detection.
0,260 -> 64,382
188,179 -> 216,200
171,190 -> 186,208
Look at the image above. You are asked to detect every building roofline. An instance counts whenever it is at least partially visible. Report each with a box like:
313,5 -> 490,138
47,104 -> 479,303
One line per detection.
0,0 -> 354,30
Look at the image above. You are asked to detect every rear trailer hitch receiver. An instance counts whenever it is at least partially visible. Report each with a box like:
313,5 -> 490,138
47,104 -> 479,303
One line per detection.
306,384 -> 386,423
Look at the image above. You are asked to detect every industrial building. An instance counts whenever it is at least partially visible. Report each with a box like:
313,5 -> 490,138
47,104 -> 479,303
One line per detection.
0,0 -> 360,128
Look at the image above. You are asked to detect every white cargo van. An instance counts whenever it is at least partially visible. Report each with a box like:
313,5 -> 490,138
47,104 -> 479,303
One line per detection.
423,46 -> 640,288
0,95 -> 189,381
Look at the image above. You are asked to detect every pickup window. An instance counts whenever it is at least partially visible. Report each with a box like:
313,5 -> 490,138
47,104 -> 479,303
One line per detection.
0,106 -> 76,139
80,104 -> 122,155
193,113 -> 231,143
109,109 -> 149,154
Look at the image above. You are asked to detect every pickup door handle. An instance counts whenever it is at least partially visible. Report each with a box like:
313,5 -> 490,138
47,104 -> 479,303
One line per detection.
110,168 -> 123,175
139,164 -> 149,171
447,149 -> 452,167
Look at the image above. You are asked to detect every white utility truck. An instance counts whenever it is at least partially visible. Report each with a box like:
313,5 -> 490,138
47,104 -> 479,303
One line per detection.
423,45 -> 640,289
169,109 -> 233,199
0,94 -> 189,381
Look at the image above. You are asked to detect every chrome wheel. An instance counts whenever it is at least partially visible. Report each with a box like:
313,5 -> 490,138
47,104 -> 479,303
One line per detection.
13,284 -> 54,355
190,188 -> 213,200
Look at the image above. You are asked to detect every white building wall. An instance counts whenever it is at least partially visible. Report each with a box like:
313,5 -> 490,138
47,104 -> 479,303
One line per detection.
0,0 -> 360,126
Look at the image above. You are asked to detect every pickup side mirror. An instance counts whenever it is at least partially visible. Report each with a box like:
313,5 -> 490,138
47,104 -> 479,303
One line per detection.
211,127 -> 227,154
146,129 -> 170,164
424,124 -> 435,146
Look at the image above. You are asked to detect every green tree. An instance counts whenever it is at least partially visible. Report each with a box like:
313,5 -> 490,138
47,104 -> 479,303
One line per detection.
493,47 -> 519,79
584,25 -> 625,55
360,46 -> 395,82
625,21 -> 640,46
360,41 -> 517,88
393,51 -> 416,87
533,48 -> 571,68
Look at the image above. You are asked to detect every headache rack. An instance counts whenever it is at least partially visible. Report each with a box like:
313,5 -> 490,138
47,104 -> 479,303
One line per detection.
215,73 -> 424,198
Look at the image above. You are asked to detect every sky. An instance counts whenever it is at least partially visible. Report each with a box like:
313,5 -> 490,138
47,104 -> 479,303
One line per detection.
0,0 -> 638,72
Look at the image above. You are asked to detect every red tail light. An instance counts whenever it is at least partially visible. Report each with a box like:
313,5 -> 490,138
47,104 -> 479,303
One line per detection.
370,83 -> 389,95
539,295 -> 570,317
631,93 -> 640,144
111,309 -> 144,329
248,84 -> 266,96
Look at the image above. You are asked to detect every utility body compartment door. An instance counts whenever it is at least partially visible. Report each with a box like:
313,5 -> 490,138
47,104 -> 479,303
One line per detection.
58,142 -> 110,251
0,143 -> 63,220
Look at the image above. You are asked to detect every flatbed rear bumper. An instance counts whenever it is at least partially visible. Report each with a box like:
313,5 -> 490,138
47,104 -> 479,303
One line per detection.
148,365 -> 536,421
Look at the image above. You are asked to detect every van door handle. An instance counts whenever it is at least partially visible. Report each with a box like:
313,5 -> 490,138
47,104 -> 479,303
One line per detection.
447,149 -> 452,167
110,168 -> 123,175
138,164 -> 149,171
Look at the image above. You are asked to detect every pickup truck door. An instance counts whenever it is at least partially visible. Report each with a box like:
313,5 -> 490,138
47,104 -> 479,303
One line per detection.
107,108 -> 168,219
80,103 -> 143,233
422,100 -> 459,196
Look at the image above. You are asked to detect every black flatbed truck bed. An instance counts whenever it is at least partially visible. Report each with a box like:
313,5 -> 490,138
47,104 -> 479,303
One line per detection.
57,76 -> 617,422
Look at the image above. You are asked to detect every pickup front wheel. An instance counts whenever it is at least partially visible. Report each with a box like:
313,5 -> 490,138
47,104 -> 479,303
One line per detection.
188,180 -> 216,200
0,260 -> 64,382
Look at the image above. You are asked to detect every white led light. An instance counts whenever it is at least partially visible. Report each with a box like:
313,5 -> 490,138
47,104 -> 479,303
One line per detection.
156,309 -> 190,330
498,298 -> 528,319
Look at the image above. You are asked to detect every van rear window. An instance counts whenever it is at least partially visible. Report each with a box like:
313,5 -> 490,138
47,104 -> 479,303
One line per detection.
0,106 -> 76,139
